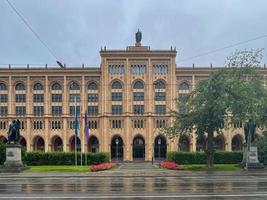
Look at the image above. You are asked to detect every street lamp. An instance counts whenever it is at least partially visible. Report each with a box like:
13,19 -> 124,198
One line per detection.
115,138 -> 119,162
158,137 -> 161,161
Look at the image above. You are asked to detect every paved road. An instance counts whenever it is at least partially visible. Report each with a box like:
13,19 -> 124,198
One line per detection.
1,172 -> 267,199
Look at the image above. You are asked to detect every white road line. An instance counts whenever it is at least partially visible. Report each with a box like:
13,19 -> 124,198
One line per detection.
1,193 -> 267,199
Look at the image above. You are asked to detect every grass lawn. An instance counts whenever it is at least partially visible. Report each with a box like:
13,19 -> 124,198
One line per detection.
26,165 -> 91,172
183,164 -> 241,171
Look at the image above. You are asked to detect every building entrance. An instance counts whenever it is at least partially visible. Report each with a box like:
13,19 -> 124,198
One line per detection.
132,136 -> 145,160
111,136 -> 123,160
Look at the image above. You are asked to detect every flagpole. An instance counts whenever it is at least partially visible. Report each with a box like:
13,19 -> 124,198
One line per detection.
75,95 -> 77,166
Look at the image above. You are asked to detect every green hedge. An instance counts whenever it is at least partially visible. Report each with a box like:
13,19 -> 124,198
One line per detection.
0,143 -> 109,166
167,151 -> 243,164
0,142 -> 5,165
25,152 -> 109,166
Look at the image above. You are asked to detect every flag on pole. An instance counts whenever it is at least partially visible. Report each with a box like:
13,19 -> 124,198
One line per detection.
74,107 -> 79,138
84,112 -> 90,141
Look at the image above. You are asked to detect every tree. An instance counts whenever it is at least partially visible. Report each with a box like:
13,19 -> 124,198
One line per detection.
164,49 -> 266,168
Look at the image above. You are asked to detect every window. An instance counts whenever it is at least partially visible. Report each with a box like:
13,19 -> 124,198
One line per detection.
69,106 -> 80,115
20,121 -> 25,129
133,92 -> 144,101
153,65 -> 168,73
156,119 -> 166,128
51,94 -> 62,102
88,94 -> 98,102
33,121 -> 43,129
109,65 -> 124,74
111,92 -> 122,101
0,94 -> 7,102
88,82 -> 98,90
88,120 -> 98,129
69,82 -> 80,90
133,105 -> 144,114
52,106 -> 62,116
33,106 -> 44,116
33,94 -> 44,102
112,105 -> 122,114
155,105 -> 166,114
0,107 -> 7,116
112,120 -> 122,128
15,83 -> 25,90
179,82 -> 190,90
0,121 -> 6,129
51,121 -> 62,129
15,94 -> 26,102
69,94 -> 80,102
51,82 -> 62,90
0,83 -> 7,90
16,106 -> 26,115
133,119 -> 144,128
133,81 -> 144,89
154,80 -> 166,89
155,92 -> 166,101
68,121 -> 75,129
131,65 -> 146,74
88,106 -> 98,115
178,93 -> 188,102
33,83 -> 43,90
111,81 -> 122,89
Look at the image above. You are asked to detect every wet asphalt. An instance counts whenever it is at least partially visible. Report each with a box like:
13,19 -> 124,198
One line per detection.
0,164 -> 267,199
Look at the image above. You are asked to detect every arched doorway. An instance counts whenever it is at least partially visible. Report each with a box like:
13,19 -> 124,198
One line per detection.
111,136 -> 123,160
33,136 -> 45,151
0,135 -> 7,144
133,135 -> 145,160
20,136 -> 27,148
69,136 -> 81,152
88,136 -> 99,153
196,135 -> 207,152
214,135 -> 225,151
179,135 -> 190,152
232,134 -> 243,151
51,136 -> 63,152
154,135 -> 167,160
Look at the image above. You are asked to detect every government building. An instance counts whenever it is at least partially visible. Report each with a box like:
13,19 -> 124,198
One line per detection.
0,36 -> 264,161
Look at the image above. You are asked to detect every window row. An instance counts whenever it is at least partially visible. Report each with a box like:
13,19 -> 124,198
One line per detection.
0,105 -> 167,116
153,65 -> 168,74
0,121 -> 7,129
111,120 -> 122,129
109,65 -> 124,74
33,121 -> 43,130
131,65 -> 146,74
133,119 -> 145,129
0,81 -> 99,91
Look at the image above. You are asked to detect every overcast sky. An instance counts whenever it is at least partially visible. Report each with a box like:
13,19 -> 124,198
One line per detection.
0,0 -> 267,67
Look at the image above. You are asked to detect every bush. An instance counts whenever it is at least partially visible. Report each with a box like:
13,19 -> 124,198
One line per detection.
167,151 -> 243,164
25,152 -> 109,166
90,162 -> 116,172
254,135 -> 267,165
0,142 -> 5,165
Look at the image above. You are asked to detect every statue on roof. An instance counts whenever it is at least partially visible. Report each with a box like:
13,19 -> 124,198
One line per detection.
135,29 -> 142,43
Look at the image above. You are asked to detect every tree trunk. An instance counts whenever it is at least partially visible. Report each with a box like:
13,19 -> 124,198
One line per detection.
207,131 -> 214,168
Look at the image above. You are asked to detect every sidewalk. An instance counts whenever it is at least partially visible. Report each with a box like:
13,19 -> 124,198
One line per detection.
1,162 -> 267,178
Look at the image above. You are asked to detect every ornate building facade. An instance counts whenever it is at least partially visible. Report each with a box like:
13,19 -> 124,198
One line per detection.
0,41 -> 262,161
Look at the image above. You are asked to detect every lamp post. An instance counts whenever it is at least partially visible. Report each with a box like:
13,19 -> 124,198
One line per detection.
115,138 -> 119,162
158,137 -> 161,161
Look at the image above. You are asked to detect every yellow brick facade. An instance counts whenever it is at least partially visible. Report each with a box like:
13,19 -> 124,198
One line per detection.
0,43 -> 262,161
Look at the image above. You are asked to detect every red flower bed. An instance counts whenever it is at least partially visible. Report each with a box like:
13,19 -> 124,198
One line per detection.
160,161 -> 183,170
90,162 -> 117,172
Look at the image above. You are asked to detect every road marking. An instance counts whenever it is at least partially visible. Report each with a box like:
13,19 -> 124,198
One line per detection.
1,193 -> 267,199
